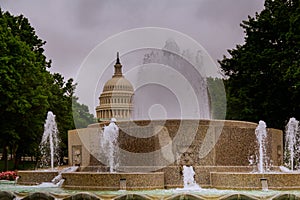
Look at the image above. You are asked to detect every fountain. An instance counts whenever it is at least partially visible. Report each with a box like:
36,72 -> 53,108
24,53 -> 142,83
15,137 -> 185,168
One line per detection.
65,119 -> 286,190
39,111 -> 60,170
255,120 -> 268,173
284,117 -> 300,171
14,112 -> 65,186
11,51 -> 300,198
14,76 -> 300,197
209,120 -> 300,191
101,118 -> 119,172
11,118 -> 300,199
50,166 -> 79,186
181,165 -> 201,190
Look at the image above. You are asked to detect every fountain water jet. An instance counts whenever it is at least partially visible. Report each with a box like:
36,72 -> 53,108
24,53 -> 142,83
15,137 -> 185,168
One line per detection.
182,165 -> 201,190
284,117 -> 300,170
255,120 -> 268,173
101,118 -> 119,172
39,111 -> 60,170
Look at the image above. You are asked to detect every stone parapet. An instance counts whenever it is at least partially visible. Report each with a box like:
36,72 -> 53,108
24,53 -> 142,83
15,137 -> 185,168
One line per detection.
69,119 -> 283,168
17,171 -> 58,185
211,172 -> 300,190
62,172 -> 164,190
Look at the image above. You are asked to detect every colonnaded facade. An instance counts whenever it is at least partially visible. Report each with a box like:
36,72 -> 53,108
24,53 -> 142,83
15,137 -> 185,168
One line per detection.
95,53 -> 134,121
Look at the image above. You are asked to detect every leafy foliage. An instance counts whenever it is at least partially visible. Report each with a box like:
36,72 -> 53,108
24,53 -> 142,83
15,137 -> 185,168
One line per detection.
72,97 -> 95,129
0,9 -> 52,166
219,0 -> 300,129
207,77 -> 227,119
0,9 -> 94,169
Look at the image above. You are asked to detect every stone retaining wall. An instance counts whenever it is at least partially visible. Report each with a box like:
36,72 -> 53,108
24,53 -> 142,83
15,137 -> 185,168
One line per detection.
68,119 -> 283,169
62,172 -> 164,190
17,171 -> 58,185
211,172 -> 300,190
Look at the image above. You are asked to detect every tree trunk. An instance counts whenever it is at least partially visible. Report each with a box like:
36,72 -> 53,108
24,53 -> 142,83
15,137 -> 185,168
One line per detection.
2,146 -> 8,171
13,147 -> 21,170
1,145 -> 8,161
13,155 -> 21,170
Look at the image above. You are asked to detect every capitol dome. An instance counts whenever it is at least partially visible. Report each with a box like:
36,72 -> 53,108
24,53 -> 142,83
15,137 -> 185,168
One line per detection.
96,53 -> 134,122
102,76 -> 133,92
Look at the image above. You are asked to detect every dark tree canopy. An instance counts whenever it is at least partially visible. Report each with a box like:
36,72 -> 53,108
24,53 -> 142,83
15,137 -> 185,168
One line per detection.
0,8 -> 94,169
219,0 -> 300,129
0,9 -> 52,165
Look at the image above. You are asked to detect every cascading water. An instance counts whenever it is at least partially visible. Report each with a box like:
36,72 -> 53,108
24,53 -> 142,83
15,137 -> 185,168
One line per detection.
39,111 -> 60,170
284,117 -> 300,170
37,166 -> 79,188
101,118 -> 119,172
51,166 -> 79,187
135,40 -> 211,120
182,165 -> 201,190
255,120 -> 268,173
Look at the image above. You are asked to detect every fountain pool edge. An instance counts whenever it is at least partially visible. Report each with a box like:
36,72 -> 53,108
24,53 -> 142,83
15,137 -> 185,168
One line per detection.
211,172 -> 300,190
62,172 -> 164,190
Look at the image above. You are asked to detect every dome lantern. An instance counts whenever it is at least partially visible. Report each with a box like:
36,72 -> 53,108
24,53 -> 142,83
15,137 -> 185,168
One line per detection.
113,52 -> 123,77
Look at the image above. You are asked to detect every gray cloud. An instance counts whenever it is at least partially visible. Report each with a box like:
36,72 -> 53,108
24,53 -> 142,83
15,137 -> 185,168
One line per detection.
0,0 -> 264,88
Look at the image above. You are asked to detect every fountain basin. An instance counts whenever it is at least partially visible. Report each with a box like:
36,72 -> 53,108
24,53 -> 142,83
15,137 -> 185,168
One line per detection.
17,171 -> 58,185
211,172 -> 300,190
69,119 -> 283,168
62,172 -> 164,190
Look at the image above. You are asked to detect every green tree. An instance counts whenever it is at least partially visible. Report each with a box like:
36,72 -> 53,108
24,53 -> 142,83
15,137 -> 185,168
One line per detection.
0,9 -> 95,169
219,0 -> 300,129
0,8 -> 52,168
207,77 -> 227,120
72,97 -> 95,129
47,73 -> 75,162
48,74 -> 95,161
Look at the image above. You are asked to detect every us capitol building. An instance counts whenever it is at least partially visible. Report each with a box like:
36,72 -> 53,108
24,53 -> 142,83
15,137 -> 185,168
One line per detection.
95,53 -> 134,122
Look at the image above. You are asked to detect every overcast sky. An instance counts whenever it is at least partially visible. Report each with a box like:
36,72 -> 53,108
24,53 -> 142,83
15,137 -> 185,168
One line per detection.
1,1 -> 265,117
1,0 -> 264,80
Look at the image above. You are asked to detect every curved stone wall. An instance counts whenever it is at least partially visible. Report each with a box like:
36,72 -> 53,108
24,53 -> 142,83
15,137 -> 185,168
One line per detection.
70,119 -> 282,169
62,172 -> 164,190
66,119 -> 283,189
17,171 -> 58,185
211,172 -> 300,190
